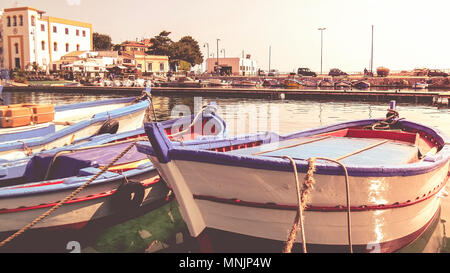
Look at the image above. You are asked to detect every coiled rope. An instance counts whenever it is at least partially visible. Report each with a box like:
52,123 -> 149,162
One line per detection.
0,139 -> 140,248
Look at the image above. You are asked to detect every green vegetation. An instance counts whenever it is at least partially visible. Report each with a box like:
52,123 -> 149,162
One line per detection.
146,31 -> 204,70
93,32 -> 113,51
92,201 -> 187,253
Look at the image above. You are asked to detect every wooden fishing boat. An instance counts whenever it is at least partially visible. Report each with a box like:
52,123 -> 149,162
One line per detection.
0,105 -> 226,240
413,81 -> 428,89
282,79 -> 302,88
352,81 -> 371,89
334,80 -> 352,89
138,102 -> 449,253
318,79 -> 334,87
0,95 -> 152,161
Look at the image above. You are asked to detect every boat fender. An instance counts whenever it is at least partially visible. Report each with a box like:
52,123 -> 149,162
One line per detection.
111,181 -> 145,211
96,119 -> 119,135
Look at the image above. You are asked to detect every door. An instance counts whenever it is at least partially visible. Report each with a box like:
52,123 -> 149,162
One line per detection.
15,58 -> 21,69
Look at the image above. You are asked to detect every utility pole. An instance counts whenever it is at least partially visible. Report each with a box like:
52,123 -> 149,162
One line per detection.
203,42 -> 209,73
269,46 -> 271,72
370,25 -> 374,75
318,27 -> 326,75
216,38 -> 220,74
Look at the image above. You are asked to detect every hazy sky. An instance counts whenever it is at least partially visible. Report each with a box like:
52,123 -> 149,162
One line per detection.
1,0 -> 449,73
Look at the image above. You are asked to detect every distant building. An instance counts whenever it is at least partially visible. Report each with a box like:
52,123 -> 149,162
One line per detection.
117,51 -> 168,76
0,6 -> 92,72
59,50 -> 119,77
0,10 -> 4,69
119,41 -> 147,53
206,55 -> 258,76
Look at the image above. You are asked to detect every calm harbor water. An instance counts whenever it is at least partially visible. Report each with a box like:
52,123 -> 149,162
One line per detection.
2,90 -> 449,253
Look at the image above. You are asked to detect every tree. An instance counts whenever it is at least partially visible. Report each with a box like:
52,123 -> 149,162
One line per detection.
170,36 -> 203,67
93,32 -> 112,51
146,31 -> 173,56
146,31 -> 204,70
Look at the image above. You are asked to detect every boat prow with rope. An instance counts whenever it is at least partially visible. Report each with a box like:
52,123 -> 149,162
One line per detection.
0,104 -> 226,247
137,101 -> 449,253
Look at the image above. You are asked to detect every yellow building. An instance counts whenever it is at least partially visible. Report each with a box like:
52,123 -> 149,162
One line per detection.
132,52 -> 168,75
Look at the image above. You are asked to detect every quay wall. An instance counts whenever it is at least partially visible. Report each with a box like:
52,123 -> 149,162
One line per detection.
4,86 -> 449,106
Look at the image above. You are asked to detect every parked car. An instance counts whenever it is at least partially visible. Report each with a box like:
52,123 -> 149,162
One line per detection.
328,68 -> 348,77
428,69 -> 448,77
267,69 -> 280,77
297,68 -> 317,77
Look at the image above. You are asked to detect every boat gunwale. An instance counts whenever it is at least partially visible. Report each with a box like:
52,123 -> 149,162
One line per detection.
140,118 -> 450,177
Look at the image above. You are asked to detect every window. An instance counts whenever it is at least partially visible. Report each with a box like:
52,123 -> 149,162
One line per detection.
19,15 -> 23,26
13,16 -> 17,26
76,29 -> 79,36
14,43 -> 19,54
54,42 -> 58,52
82,30 -> 86,37
41,41 -> 45,50
31,16 -> 35,26
76,44 -> 80,51
65,28 -> 69,35
7,16 -> 11,27
160,63 -> 164,71
53,26 -> 57,33
41,24 -> 45,31
148,63 -> 152,71
65,43 -> 69,52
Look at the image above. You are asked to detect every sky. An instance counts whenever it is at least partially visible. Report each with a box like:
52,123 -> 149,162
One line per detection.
1,0 -> 449,73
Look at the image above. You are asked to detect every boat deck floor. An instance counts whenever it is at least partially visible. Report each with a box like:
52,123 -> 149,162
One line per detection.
228,136 -> 419,166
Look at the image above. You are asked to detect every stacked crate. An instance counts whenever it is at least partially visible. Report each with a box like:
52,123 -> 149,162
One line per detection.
0,104 -> 55,128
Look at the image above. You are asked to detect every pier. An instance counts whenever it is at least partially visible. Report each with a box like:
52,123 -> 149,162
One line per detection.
4,85 -> 450,106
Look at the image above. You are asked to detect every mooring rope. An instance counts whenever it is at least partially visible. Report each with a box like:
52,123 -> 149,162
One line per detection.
0,139 -> 140,248
283,156 -> 353,254
282,156 -> 314,253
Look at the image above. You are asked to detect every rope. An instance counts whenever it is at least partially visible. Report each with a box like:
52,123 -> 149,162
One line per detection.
282,156 -> 314,253
282,156 -> 353,254
17,140 -> 33,156
363,109 -> 402,130
0,139 -> 140,248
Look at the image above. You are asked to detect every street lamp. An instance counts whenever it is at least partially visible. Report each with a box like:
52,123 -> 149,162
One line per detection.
220,49 -> 225,58
216,38 -> 220,73
318,27 -> 326,75
203,43 -> 209,72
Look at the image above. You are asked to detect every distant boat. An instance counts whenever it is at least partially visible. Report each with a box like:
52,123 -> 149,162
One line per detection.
262,79 -> 282,87
352,81 -> 371,90
413,81 -> 428,89
209,79 -> 231,87
318,79 -> 334,87
0,96 -> 151,160
139,103 -> 449,253
232,80 -> 258,87
282,79 -> 303,88
335,81 -> 352,89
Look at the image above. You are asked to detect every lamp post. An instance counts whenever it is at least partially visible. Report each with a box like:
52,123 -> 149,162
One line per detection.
203,43 -> 209,72
216,38 -> 220,74
318,27 -> 326,75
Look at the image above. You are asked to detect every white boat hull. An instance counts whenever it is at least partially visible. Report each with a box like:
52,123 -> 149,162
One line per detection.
155,158 -> 448,252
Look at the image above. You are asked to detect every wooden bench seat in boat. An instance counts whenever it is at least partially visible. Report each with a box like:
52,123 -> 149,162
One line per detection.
228,135 -> 420,166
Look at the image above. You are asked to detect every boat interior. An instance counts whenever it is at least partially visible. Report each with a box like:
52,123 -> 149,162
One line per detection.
188,124 -> 443,166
